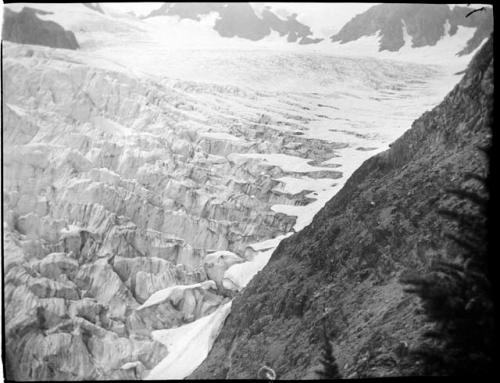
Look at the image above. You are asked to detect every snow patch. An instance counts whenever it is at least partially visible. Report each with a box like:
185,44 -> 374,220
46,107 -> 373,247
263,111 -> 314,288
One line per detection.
146,301 -> 232,380
273,177 -> 337,195
223,248 -> 275,290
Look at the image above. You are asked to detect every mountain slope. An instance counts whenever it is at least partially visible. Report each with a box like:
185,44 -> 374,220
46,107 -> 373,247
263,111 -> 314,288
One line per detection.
190,36 -> 493,379
2,6 -> 79,50
331,4 -> 493,56
2,3 -> 491,65
144,2 -> 322,44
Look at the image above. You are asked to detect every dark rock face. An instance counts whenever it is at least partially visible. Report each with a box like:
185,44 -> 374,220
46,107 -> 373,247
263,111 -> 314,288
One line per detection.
213,3 -> 270,41
450,7 -> 494,55
190,37 -> 493,379
331,4 -> 493,56
145,2 -> 223,21
144,3 -> 322,44
260,7 -> 322,45
2,7 -> 79,50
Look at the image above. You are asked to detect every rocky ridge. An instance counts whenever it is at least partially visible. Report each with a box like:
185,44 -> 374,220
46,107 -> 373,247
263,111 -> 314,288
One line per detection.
144,3 -> 322,44
2,7 -> 79,50
2,3 -> 492,62
191,36 -> 493,379
331,4 -> 493,56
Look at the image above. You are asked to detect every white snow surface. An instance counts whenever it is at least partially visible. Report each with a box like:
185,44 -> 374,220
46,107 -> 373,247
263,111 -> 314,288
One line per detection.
4,3 -> 486,79
223,248 -> 275,290
200,131 -> 243,142
146,301 -> 232,380
273,177 -> 337,195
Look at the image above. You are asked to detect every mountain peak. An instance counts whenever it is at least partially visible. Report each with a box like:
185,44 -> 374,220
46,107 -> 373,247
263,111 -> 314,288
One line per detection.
2,6 -> 79,50
331,4 -> 493,56
143,2 -> 323,44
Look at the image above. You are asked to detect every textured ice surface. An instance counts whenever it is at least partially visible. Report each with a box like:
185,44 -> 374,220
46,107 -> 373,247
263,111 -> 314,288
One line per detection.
138,281 -> 217,310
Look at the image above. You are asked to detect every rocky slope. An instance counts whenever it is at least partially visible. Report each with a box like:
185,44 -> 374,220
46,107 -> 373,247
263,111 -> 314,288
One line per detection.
191,36 -> 493,379
331,4 -> 493,56
2,7 -> 79,50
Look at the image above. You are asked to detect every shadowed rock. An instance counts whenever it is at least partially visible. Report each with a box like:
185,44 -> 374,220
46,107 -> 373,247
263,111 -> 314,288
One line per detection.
331,4 -> 492,56
144,2 -> 321,44
2,7 -> 79,50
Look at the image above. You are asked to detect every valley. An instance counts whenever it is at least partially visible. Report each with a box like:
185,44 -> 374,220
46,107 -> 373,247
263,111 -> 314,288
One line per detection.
1,2 -> 492,380
2,41 -> 457,379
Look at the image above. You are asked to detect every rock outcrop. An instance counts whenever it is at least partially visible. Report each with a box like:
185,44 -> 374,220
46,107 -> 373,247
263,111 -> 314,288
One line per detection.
191,37 -> 493,379
144,2 -> 322,44
2,7 -> 79,50
331,4 -> 493,56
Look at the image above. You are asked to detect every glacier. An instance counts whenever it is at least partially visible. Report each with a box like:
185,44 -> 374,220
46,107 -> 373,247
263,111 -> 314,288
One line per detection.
1,3 -> 485,380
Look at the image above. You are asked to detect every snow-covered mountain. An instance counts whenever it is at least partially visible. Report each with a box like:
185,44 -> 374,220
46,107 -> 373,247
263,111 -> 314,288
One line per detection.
143,2 -> 323,44
2,3 -> 493,64
0,2 -> 494,381
331,3 -> 493,56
